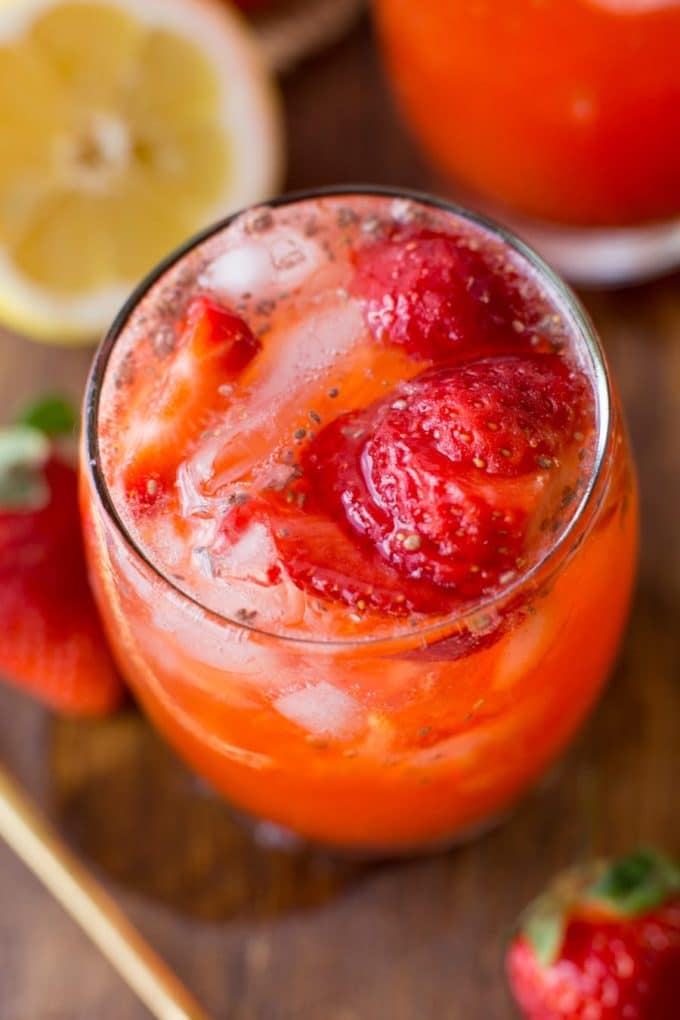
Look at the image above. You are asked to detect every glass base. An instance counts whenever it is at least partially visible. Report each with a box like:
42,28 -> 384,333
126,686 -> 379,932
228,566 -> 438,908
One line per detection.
248,809 -> 510,861
492,212 -> 680,287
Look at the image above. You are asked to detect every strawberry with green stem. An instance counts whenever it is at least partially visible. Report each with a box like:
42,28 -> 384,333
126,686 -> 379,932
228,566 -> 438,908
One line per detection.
0,396 -> 123,716
507,848 -> 680,1020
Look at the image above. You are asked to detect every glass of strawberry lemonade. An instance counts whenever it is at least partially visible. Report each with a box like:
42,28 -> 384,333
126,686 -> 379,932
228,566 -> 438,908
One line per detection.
82,188 -> 637,854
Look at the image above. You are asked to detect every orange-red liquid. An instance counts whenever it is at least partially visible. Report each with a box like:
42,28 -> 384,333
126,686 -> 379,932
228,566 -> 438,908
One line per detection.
375,1 -> 680,227
82,194 -> 637,852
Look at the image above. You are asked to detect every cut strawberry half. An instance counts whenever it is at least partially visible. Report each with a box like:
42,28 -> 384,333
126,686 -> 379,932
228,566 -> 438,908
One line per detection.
351,226 -> 535,362
303,354 -> 593,601
122,294 -> 260,511
0,453 -> 123,716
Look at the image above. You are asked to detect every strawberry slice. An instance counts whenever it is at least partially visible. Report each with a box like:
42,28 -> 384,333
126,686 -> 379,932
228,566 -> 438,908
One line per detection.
351,227 -> 532,362
185,295 -> 261,373
122,295 -> 260,510
0,443 -> 123,716
216,496 -> 452,615
302,354 -> 593,603
273,513 -> 454,616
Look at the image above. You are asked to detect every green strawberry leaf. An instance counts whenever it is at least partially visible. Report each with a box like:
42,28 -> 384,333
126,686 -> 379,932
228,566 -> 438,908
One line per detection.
522,891 -> 568,968
520,864 -> 600,968
585,848 -> 680,918
519,849 -> 680,970
18,394 -> 77,438
0,426 -> 50,509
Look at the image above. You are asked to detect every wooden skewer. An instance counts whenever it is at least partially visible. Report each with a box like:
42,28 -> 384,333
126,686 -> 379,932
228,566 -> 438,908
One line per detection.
0,763 -> 211,1020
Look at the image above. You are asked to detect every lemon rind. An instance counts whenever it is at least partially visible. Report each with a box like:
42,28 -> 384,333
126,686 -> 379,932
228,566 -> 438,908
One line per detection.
0,0 -> 284,343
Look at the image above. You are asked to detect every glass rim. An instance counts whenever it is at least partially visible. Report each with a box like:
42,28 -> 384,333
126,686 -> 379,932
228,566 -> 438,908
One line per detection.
84,184 -> 613,648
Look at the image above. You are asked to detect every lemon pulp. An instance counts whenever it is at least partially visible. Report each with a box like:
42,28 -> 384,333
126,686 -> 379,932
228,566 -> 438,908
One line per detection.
0,0 -> 282,342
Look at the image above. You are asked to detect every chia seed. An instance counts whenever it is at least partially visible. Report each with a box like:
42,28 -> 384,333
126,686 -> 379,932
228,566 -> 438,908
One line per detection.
248,211 -> 273,233
337,207 -> 359,227
235,608 -> 258,623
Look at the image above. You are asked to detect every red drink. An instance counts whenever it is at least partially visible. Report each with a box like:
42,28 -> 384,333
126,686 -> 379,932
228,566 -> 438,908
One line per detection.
82,190 -> 637,853
374,1 -> 680,284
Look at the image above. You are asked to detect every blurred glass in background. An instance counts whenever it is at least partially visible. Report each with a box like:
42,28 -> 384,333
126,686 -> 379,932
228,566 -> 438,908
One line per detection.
373,0 -> 680,285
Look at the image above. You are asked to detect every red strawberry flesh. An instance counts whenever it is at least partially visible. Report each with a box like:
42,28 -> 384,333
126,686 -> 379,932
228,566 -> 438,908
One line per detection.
122,295 -> 260,510
507,850 -> 680,1020
351,227 -> 543,362
184,294 -> 261,372
0,457 -> 123,715
273,513 -> 452,616
286,354 -> 592,610
509,908 -> 680,1020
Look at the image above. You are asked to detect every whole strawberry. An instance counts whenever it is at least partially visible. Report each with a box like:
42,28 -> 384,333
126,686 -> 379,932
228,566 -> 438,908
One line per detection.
0,397 -> 123,716
507,849 -> 680,1020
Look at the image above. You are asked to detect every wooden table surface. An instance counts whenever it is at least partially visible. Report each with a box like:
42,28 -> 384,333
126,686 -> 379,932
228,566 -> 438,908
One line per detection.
1,16 -> 678,1020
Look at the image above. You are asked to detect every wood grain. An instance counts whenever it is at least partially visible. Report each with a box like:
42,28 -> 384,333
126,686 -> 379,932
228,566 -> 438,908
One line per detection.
1,16 -> 678,1020
0,764 -> 211,1020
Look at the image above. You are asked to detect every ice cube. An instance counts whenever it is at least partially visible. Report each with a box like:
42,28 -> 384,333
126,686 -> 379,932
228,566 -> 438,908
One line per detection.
266,227 -> 323,291
145,514 -> 186,570
201,227 -> 323,299
201,573 -> 307,630
275,682 -> 364,738
270,235 -> 308,273
390,197 -> 419,224
202,242 -> 273,296
266,301 -> 363,383
147,592 -> 275,686
177,457 -> 215,517
214,520 -> 277,584
204,301 -> 364,495
493,606 -> 553,692
192,545 -> 213,579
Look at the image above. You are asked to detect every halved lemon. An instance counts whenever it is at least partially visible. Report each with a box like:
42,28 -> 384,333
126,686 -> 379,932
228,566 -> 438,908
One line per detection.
0,0 -> 283,343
